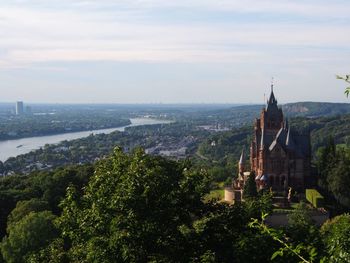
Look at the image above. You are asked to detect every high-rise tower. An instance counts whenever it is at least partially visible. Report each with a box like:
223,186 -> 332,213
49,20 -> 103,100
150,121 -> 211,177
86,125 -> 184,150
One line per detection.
15,101 -> 24,115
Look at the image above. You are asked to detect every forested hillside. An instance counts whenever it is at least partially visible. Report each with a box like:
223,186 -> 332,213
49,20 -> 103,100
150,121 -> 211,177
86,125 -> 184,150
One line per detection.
191,102 -> 350,129
283,102 -> 350,117
198,113 -> 350,164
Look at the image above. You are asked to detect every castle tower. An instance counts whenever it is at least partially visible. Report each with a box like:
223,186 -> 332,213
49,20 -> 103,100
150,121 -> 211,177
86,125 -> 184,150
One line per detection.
230,84 -> 312,203
249,85 -> 311,191
262,85 -> 284,132
251,86 -> 284,176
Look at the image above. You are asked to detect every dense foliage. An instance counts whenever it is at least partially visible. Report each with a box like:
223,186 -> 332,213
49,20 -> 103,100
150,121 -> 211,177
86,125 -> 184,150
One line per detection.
0,165 -> 94,239
0,144 -> 350,261
243,172 -> 258,199
321,214 -> 350,262
0,148 -> 280,262
316,138 -> 350,210
198,113 -> 350,165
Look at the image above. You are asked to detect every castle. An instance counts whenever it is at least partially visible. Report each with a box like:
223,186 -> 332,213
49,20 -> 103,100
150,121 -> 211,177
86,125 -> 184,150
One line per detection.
225,86 -> 312,202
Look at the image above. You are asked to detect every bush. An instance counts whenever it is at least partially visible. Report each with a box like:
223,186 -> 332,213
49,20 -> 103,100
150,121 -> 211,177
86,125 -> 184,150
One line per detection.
306,189 -> 324,208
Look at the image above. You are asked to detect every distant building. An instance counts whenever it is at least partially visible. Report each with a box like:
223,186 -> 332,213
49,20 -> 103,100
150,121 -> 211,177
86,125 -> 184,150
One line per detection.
25,106 -> 32,115
16,101 -> 24,115
225,85 -> 312,203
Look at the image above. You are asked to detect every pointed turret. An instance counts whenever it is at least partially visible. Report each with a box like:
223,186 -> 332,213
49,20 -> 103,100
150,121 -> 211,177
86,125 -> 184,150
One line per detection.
239,149 -> 245,165
239,149 -> 245,174
263,83 -> 284,132
260,129 -> 265,150
267,88 -> 277,106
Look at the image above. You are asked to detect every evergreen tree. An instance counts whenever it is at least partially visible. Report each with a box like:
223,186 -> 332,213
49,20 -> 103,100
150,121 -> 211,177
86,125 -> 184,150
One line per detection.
243,171 -> 258,199
327,148 -> 350,208
316,136 -> 336,191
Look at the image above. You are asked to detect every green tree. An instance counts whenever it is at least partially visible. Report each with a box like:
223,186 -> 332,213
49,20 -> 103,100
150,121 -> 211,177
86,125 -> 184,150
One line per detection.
28,165 -> 93,214
58,147 -> 211,262
316,136 -> 336,190
1,211 -> 58,263
185,201 -> 276,263
54,147 -> 277,262
250,213 -> 320,263
288,202 -> 313,233
243,171 -> 258,199
327,148 -> 350,208
27,238 -> 67,263
321,214 -> 350,262
7,199 -> 49,228
286,202 -> 324,261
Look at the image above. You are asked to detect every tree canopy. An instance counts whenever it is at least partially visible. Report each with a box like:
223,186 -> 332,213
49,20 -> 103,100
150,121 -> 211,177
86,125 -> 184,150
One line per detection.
1,211 -> 58,263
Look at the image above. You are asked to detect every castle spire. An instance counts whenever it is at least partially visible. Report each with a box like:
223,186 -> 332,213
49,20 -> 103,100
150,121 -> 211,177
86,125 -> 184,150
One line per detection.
268,89 -> 276,105
267,79 -> 278,111
239,149 -> 245,165
239,149 -> 245,173
271,77 -> 274,92
260,128 -> 265,150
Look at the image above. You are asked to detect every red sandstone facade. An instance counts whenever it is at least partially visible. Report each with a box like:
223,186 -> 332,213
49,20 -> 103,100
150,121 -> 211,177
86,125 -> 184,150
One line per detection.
250,88 -> 311,192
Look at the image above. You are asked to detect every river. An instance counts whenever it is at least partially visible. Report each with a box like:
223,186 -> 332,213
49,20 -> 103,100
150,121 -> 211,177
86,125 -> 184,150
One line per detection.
0,118 -> 172,162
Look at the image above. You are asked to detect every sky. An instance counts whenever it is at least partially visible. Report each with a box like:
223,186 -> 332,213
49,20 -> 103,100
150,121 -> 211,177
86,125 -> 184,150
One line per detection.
0,0 -> 349,104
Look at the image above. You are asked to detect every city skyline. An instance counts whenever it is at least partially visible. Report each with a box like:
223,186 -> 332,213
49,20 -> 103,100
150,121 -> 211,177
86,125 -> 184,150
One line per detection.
0,0 -> 349,104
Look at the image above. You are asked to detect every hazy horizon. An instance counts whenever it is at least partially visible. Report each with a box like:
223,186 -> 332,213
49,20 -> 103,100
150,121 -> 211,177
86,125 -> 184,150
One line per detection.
0,0 -> 349,104
1,100 -> 349,107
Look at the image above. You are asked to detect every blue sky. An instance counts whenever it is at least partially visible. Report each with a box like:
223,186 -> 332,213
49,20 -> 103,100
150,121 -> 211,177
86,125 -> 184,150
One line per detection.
0,0 -> 349,104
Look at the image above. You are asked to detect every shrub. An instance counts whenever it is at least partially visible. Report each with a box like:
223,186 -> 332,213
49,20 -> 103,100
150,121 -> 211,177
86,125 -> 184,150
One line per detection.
306,189 -> 324,208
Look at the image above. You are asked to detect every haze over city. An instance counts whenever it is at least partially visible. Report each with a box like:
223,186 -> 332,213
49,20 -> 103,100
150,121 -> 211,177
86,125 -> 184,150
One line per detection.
0,0 -> 349,104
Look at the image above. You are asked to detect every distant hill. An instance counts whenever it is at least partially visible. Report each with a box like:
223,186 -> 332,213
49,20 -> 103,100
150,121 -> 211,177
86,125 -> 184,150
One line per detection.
283,102 -> 350,117
290,114 -> 350,152
198,113 -> 350,163
191,102 -> 350,129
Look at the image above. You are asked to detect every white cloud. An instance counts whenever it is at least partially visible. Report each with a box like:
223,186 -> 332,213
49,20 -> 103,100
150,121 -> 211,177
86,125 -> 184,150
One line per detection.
0,0 -> 349,104
0,2 -> 349,68
15,0 -> 348,18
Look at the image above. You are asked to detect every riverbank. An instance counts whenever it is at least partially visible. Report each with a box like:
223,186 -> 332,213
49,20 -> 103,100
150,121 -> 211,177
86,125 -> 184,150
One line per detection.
0,118 -> 173,162
0,119 -> 131,142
